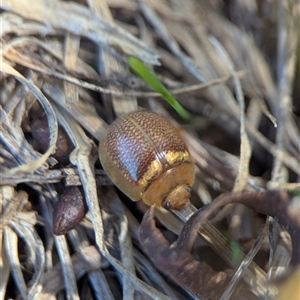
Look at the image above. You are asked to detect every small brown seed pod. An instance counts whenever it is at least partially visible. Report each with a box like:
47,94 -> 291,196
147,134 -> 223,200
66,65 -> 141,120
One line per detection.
31,119 -> 74,165
99,110 -> 194,209
53,187 -> 85,235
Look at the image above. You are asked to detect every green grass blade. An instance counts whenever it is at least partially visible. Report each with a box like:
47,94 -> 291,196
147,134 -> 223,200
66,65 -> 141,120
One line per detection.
127,56 -> 191,120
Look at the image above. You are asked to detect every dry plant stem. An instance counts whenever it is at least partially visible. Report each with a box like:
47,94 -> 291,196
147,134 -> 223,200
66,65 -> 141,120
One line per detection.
164,14 -> 241,113
245,122 -> 299,175
46,111 -> 104,298
181,94 -> 299,176
4,44 -> 247,99
28,38 -> 100,84
210,37 -> 251,192
210,5 -> 297,174
172,203 -> 278,298
66,228 -> 113,299
139,2 -> 299,175
1,62 -> 58,176
87,0 -> 138,117
132,249 -> 180,299
3,227 -> 27,299
0,170 -> 62,185
63,32 -> 80,107
154,206 -> 185,235
138,1 -> 205,82
268,182 -> 300,190
195,0 -> 299,168
1,188 -> 26,299
107,188 -> 136,300
272,0 -> 299,182
251,97 -> 277,127
0,80 -> 28,124
1,121 -> 45,170
4,47 -> 122,96
220,218 -> 270,300
1,0 -> 160,64
0,232 -> 9,300
43,82 -> 107,140
169,70 -> 247,95
0,168 -> 112,187
35,188 -> 55,271
2,37 -> 100,84
174,190 -> 299,298
211,37 -> 252,239
268,1 -> 299,280
40,246 -> 102,298
2,187 -> 45,300
194,1 -> 278,113
54,235 -> 80,300
11,220 -> 45,300
0,189 -> 27,230
183,132 -> 236,190
178,191 -> 299,266
1,1 -> 297,299
88,270 -> 115,300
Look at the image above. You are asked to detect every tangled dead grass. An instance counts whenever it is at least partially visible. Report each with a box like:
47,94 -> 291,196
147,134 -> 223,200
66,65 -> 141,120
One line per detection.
1,0 -> 299,299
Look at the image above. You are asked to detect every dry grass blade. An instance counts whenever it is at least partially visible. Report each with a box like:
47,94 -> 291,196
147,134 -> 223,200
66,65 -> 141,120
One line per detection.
4,227 -> 27,298
220,219 -> 270,300
44,82 -> 107,140
1,63 -> 58,176
63,33 -> 80,107
0,239 -> 9,300
87,270 -> 115,300
40,246 -> 102,298
87,0 -> 138,117
12,220 -> 45,300
1,0 -> 299,299
54,235 -> 80,300
210,38 -> 251,192
176,191 -> 298,298
138,1 -> 206,82
271,0 -> 299,182
0,169 -> 64,186
210,37 -> 253,241
105,188 -> 136,299
268,0 -> 300,282
2,0 -> 159,64
171,204 -> 278,298
1,187 -> 45,299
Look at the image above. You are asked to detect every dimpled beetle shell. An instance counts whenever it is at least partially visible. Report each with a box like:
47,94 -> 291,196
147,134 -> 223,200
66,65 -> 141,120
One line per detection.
99,110 -> 195,209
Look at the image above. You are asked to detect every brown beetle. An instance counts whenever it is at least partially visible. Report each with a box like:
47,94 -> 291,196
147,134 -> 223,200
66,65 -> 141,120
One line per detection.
99,110 -> 194,209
